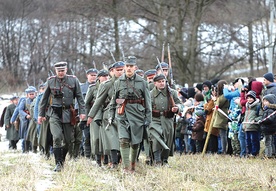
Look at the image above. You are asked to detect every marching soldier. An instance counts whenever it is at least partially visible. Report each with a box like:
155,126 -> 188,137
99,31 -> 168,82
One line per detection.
77,68 -> 98,159
4,96 -> 20,149
85,69 -> 109,166
87,61 -> 125,169
144,69 -> 156,90
38,62 -> 86,172
109,56 -> 152,173
148,74 -> 182,166
18,86 -> 37,153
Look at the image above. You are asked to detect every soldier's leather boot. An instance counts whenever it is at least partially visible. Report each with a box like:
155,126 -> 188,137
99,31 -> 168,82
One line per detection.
130,162 -> 135,172
53,148 -> 63,172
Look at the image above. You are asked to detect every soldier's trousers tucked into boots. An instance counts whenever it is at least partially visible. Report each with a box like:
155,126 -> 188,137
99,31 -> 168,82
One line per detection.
53,147 -> 67,172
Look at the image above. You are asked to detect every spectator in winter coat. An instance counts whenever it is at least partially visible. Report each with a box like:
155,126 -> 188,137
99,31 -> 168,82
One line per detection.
240,79 -> 263,157
258,94 -> 276,158
212,80 -> 230,155
263,72 -> 276,96
243,90 -> 262,157
192,110 -> 205,153
202,80 -> 219,154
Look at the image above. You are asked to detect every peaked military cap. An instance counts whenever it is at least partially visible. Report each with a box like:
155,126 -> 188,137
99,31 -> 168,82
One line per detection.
155,62 -> 169,70
144,69 -> 156,77
86,68 -> 98,74
10,96 -> 19,101
97,69 -> 109,77
113,61 -> 125,68
135,69 -> 144,74
125,56 -> 137,65
153,74 -> 166,82
54,62 -> 67,70
25,86 -> 37,93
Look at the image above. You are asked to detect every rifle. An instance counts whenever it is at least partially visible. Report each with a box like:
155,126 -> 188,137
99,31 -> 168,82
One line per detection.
161,42 -> 165,62
49,70 -> 55,76
109,50 -> 116,62
121,45 -> 125,61
93,60 -> 97,70
167,43 -> 174,87
70,69 -> 75,76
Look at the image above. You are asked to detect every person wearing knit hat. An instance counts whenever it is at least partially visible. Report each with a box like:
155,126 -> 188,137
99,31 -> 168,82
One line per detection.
243,89 -> 262,157
263,72 -> 274,83
246,90 -> 256,101
263,72 -> 276,97
259,94 -> 276,158
202,81 -> 212,90
195,83 -> 203,93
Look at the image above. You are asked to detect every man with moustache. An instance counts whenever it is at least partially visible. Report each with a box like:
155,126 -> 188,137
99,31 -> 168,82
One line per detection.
109,56 -> 152,173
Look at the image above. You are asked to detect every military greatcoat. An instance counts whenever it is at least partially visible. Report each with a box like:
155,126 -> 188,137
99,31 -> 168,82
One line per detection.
4,103 -> 19,141
149,86 -> 182,154
110,74 -> 152,145
85,81 -> 103,155
39,75 -> 85,148
88,76 -> 119,153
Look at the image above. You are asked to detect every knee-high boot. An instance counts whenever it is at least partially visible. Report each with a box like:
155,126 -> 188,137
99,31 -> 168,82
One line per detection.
53,148 -> 63,172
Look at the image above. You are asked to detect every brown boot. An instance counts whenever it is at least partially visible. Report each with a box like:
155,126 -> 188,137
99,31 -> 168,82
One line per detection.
130,162 -> 135,172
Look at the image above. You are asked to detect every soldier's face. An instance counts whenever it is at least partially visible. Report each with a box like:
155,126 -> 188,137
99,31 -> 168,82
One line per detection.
55,68 -> 67,78
98,75 -> 109,83
124,64 -> 137,78
154,79 -> 166,90
157,68 -> 168,77
28,92 -> 36,99
114,67 -> 124,78
87,72 -> 97,83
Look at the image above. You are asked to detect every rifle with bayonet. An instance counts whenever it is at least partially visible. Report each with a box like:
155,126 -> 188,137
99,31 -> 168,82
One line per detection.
167,43 -> 174,88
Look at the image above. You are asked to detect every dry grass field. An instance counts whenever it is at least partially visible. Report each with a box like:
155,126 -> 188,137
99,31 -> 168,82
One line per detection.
0,146 -> 275,191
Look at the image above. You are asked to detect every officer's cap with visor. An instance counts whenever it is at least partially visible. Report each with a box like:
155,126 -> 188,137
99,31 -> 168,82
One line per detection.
153,74 -> 166,82
125,56 -> 137,65
25,86 -> 37,94
145,69 -> 156,77
155,62 -> 169,70
113,61 -> 125,68
97,69 -> 109,77
54,62 -> 67,70
86,68 -> 98,74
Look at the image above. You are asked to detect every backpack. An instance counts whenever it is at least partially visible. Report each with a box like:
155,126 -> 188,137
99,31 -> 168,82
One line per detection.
0,106 -> 7,127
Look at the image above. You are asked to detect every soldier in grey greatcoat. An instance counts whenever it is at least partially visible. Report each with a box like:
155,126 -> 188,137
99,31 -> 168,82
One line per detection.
38,62 -> 86,172
109,56 -> 152,173
85,69 -> 109,166
75,68 -> 98,159
18,86 -> 37,153
87,61 -> 125,169
4,96 -> 20,149
149,74 -> 182,166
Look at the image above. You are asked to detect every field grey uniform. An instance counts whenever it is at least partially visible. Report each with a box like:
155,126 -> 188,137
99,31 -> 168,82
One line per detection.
149,74 -> 182,165
110,56 -> 152,171
39,62 -> 85,171
88,62 -> 125,166
85,69 -> 109,165
4,96 -> 20,149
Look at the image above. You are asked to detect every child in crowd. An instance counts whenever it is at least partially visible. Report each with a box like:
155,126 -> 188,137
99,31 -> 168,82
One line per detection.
243,90 -> 262,157
181,110 -> 195,154
192,110 -> 205,153
258,94 -> 276,158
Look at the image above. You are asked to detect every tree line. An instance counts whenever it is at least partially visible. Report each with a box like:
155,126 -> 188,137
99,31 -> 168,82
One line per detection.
0,0 -> 274,91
